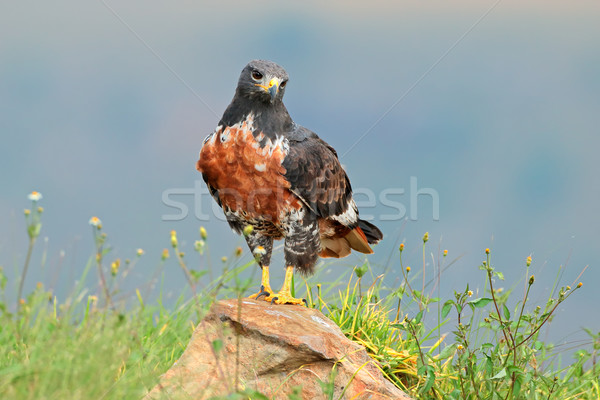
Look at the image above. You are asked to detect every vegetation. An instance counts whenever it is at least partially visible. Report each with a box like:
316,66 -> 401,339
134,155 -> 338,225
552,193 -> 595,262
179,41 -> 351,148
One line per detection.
0,192 -> 598,399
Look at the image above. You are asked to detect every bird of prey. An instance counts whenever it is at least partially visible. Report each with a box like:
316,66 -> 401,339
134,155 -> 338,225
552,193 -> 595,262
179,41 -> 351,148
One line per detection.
197,60 -> 383,305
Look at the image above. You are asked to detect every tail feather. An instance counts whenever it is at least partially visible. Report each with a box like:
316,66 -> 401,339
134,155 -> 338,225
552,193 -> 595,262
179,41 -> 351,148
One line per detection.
319,219 -> 383,259
358,219 -> 383,244
345,228 -> 373,254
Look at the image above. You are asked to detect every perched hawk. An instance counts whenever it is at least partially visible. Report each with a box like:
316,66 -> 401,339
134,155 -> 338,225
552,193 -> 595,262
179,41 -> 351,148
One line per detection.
197,60 -> 382,305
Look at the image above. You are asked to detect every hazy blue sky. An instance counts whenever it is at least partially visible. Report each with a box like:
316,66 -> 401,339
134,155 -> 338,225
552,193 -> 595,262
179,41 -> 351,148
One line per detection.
1,1 -> 599,350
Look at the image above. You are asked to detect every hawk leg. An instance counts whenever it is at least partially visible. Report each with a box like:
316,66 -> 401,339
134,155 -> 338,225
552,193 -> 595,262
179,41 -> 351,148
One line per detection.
248,265 -> 275,301
244,230 -> 276,301
270,266 -> 306,306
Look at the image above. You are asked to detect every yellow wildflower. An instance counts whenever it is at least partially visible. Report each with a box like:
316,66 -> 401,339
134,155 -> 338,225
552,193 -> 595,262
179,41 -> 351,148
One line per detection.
170,230 -> 178,248
199,226 -> 208,240
111,259 -> 121,276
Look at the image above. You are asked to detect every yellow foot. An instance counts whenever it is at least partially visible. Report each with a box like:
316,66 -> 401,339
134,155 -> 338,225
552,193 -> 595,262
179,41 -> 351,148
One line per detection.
248,285 -> 274,301
269,291 -> 307,306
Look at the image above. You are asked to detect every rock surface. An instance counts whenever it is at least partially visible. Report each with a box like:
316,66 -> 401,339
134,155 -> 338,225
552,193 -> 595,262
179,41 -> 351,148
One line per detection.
145,299 -> 411,400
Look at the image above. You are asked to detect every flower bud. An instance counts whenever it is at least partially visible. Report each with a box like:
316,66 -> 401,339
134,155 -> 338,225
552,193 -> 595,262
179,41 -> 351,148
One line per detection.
243,225 -> 254,237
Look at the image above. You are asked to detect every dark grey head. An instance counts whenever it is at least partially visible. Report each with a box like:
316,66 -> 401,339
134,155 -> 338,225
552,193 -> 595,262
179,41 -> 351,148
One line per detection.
236,60 -> 289,104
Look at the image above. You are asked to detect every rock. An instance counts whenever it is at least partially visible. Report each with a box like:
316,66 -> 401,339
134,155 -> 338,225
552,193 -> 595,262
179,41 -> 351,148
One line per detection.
145,298 -> 411,400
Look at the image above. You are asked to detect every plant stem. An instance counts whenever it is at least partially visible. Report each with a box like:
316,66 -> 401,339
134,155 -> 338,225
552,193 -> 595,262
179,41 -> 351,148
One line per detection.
96,255 -> 113,308
513,284 -> 531,347
487,255 -> 513,347
516,299 -> 561,347
399,252 -> 420,310
17,237 -> 36,312
175,250 -> 197,297
422,243 -> 426,310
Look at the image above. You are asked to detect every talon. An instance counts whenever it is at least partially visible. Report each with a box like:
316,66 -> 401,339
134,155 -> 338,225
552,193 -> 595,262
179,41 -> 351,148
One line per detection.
255,290 -> 270,300
271,297 -> 279,304
302,298 -> 308,306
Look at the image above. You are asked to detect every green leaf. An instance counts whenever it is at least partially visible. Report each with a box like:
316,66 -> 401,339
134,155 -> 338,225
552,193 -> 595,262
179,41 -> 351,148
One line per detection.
491,368 -> 506,380
485,355 -> 493,376
414,310 -> 424,324
354,263 -> 368,278
469,297 -> 492,308
513,378 -> 522,398
190,269 -> 207,282
495,271 -> 505,280
237,390 -> 269,400
212,339 -> 223,354
503,304 -> 511,320
480,343 -> 494,350
0,268 -> 6,290
506,367 -> 524,397
418,365 -> 436,394
442,300 -> 453,318
287,386 -> 303,400
506,365 -> 522,375
437,343 -> 456,360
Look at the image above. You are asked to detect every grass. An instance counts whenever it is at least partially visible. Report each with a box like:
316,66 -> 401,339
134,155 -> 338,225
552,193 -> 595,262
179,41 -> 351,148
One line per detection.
1,193 -> 598,399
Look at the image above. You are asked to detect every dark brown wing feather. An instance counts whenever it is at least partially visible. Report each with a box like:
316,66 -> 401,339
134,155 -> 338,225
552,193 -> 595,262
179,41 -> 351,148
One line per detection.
282,127 -> 354,225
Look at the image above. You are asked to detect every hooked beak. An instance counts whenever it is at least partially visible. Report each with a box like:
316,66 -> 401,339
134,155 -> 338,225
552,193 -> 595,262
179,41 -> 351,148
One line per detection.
255,77 -> 280,101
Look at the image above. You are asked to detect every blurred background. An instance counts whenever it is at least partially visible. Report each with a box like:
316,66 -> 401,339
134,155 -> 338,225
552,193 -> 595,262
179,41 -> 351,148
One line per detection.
1,0 -> 598,352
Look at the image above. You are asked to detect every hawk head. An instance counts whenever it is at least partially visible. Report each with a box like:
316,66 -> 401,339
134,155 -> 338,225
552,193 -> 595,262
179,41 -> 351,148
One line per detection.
236,60 -> 289,104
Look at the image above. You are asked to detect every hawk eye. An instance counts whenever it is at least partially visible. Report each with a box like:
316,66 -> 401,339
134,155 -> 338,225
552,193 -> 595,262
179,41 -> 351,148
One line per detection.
251,70 -> 263,81
280,80 -> 287,89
